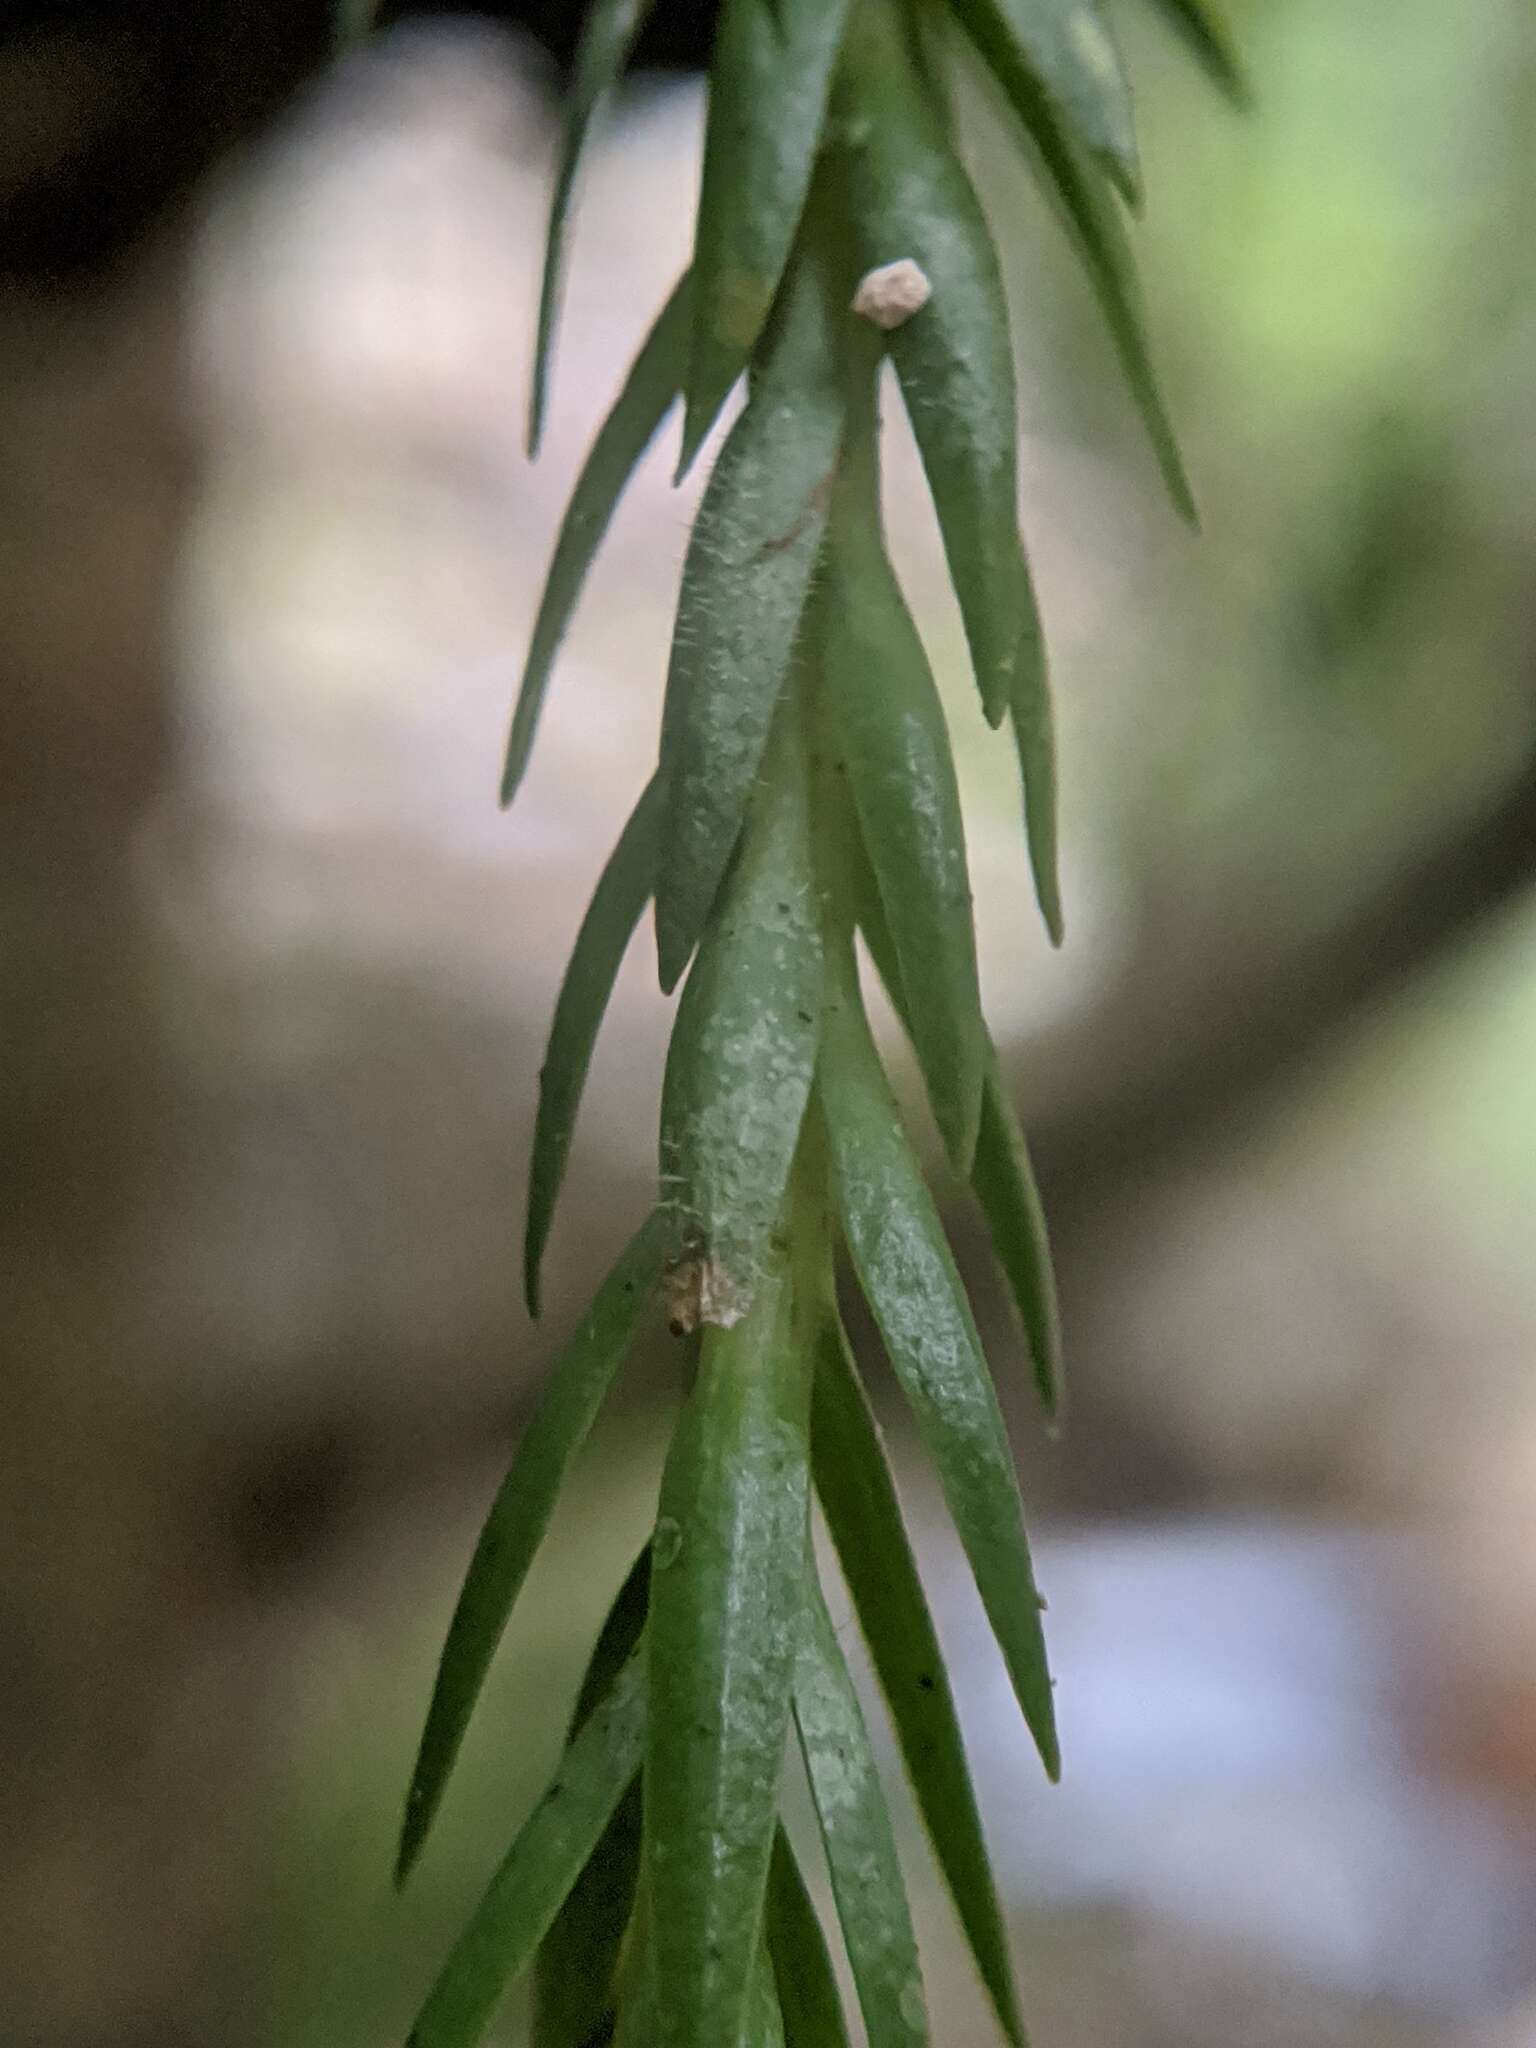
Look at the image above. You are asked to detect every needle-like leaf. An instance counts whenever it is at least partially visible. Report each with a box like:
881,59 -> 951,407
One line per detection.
398,1214 -> 666,1886
820,396 -> 986,1173
531,1550 -> 650,2048
743,1944 -> 789,2048
1143,0 -> 1250,103
972,1053 -> 1063,1422
793,1567 -> 928,2048
645,1241 -> 812,2048
845,821 -> 1063,1420
526,778 -> 662,1318
408,1649 -> 648,2048
950,0 -> 1140,204
655,243 -> 844,991
529,0 -> 660,456
819,943 -> 1058,1779
811,1309 -> 1027,2045
1007,655 -> 1063,946
767,1829 -> 853,2048
975,56 -> 1196,522
503,274 -> 689,810
680,0 -> 852,472
838,2 -> 1044,734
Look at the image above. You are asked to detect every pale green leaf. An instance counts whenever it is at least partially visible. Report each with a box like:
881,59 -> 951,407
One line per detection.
408,1650 -> 648,2048
950,0 -> 1139,202
839,2 -> 1043,733
503,275 -> 689,809
529,0 -> 660,456
820,397 -> 986,1172
819,943 -> 1058,1779
654,244 -> 844,991
680,0 -> 852,470
811,1310 -> 1027,2045
659,691 -> 822,1330
526,778 -> 662,1317
398,1215 -> 666,1885
793,1568 -> 927,2048
645,1247 -> 812,2048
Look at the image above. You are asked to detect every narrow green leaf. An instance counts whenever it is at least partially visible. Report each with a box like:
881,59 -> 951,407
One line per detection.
838,4 -> 1044,734
679,0 -> 852,472
654,244 -> 844,991
646,1245 -> 812,2048
820,399 -> 986,1173
531,1549 -> 650,2048
971,50 -> 1196,522
526,778 -> 663,1317
408,1649 -> 648,2048
529,0 -> 659,456
819,943 -> 1059,1779
503,274 -> 689,809
950,0 -> 1139,203
1143,0 -> 1250,104
743,1944 -> 788,2048
973,1054 -> 1063,1422
811,1311 -> 1027,2046
659,692 -> 822,1331
398,1214 -> 666,1885
1007,660 -> 1064,947
793,1567 -> 927,2048
841,813 -> 1064,1421
767,1830 -> 853,2048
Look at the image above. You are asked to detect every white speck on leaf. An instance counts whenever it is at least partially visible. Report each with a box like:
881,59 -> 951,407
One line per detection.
852,260 -> 932,331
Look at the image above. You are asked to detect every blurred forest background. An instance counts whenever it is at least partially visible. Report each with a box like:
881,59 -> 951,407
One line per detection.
4,2 -> 1536,2043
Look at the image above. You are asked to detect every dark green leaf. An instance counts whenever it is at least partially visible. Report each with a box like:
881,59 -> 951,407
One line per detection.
972,51 -> 1196,522
743,1944 -> 788,2048
654,244 -> 844,991
950,0 -> 1138,203
659,692 -> 822,1331
838,3 -> 1043,733
973,1054 -> 1062,1421
793,1568 -> 927,2048
398,1214 -> 666,1885
819,943 -> 1058,1779
680,0 -> 852,472
1007,658 -> 1063,946
820,402 -> 986,1172
531,1550 -> 650,2048
846,832 -> 1062,1419
767,1830 -> 853,2048
526,778 -> 662,1317
811,1311 -> 1026,2046
1143,0 -> 1249,103
529,0 -> 660,456
408,1649 -> 648,2048
646,1247 -> 812,2048
503,275 -> 689,809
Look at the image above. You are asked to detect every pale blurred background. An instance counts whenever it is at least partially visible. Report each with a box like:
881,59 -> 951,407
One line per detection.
3,2 -> 1536,2042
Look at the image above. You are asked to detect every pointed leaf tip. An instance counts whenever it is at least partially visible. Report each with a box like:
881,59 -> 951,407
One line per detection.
397,1214 -> 664,1885
526,779 -> 663,1318
502,273 -> 689,813
528,0 -> 659,460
